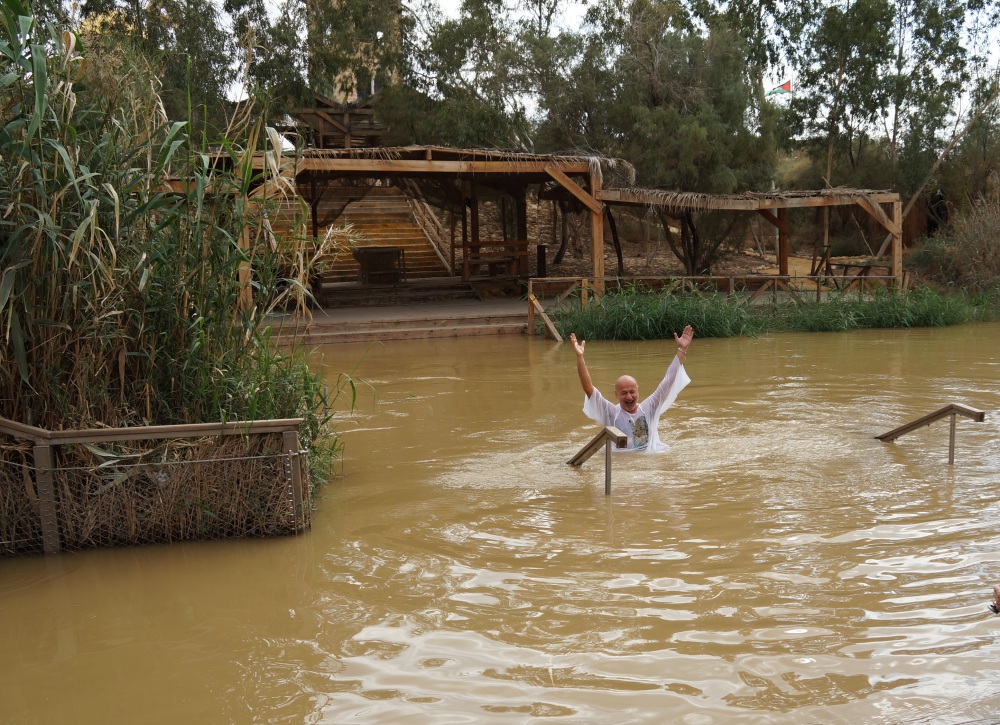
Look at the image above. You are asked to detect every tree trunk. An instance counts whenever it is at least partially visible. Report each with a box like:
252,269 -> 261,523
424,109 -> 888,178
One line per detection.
606,208 -> 624,277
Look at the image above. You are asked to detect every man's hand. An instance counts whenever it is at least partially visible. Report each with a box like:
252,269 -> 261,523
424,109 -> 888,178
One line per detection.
674,325 -> 694,353
570,333 -> 594,397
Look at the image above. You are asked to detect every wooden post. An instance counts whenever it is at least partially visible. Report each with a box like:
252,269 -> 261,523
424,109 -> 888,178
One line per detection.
589,170 -> 605,294
461,185 -> 469,281
891,199 -> 903,287
516,189 -> 529,275
33,445 -> 61,554
527,292 -> 536,335
948,413 -> 957,465
449,208 -> 456,274
605,438 -> 612,495
777,208 -> 789,276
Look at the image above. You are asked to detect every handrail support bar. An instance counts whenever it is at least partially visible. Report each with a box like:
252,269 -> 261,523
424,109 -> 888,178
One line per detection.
876,403 -> 985,465
568,426 -> 627,495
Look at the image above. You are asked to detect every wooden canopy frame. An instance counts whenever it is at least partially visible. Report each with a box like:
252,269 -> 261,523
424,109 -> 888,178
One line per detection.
228,146 -> 903,295
598,187 -> 904,286
282,145 -> 618,287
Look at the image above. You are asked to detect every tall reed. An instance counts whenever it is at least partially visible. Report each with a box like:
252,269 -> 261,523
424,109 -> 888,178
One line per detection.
0,2 -> 344,482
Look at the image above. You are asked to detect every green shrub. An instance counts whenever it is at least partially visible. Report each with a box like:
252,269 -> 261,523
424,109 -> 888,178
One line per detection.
554,286 -> 994,340
907,195 -> 1000,292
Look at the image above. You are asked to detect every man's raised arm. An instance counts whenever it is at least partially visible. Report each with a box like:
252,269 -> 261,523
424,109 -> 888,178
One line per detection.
570,333 -> 594,398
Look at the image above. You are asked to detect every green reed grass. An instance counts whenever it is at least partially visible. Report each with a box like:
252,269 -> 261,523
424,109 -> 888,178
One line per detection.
0,2 -> 345,486
554,286 -> 997,340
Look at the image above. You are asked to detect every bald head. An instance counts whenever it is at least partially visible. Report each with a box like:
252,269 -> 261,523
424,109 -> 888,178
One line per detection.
614,375 -> 639,413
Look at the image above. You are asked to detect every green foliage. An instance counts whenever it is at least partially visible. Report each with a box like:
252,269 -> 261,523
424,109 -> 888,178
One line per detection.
554,286 -> 994,340
79,0 -> 237,133
784,0 -> 984,194
906,194 -> 1000,293
553,286 -> 764,340
0,4 -> 341,481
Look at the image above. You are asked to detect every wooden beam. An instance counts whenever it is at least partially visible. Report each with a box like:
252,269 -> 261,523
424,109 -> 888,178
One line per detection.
567,426 -> 628,466
298,158 -> 592,176
757,209 -> 779,227
597,188 -> 900,211
304,109 -> 350,135
528,294 -> 562,342
855,196 -> 901,237
589,169 -> 605,293
545,163 -> 602,214
876,403 -> 985,442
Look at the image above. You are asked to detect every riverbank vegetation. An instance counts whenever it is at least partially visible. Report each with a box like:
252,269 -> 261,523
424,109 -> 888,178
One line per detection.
0,2 -> 345,484
553,286 -> 998,340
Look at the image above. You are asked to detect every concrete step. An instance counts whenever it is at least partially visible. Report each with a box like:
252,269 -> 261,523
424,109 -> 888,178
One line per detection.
314,279 -> 482,307
309,311 -> 526,333
292,322 -> 527,345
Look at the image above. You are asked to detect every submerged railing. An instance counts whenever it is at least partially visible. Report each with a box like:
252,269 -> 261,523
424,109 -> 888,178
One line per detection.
876,403 -> 986,465
0,416 -> 309,556
568,426 -> 628,495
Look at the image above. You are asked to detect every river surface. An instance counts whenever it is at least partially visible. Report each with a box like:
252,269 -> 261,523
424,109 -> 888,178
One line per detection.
3,322 -> 1000,724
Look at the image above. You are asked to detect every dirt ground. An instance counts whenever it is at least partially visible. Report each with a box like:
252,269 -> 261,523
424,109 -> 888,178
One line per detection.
545,238 -> 798,279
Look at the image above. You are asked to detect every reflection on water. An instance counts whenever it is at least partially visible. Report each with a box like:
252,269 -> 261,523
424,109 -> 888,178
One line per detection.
3,323 -> 1000,723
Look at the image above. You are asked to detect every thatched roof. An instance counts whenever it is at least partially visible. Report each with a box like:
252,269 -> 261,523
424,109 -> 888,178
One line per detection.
598,186 -> 899,214
296,145 -> 636,184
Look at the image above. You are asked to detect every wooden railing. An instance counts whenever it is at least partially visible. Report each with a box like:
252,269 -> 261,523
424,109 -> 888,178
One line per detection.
568,426 -> 628,495
0,416 -> 308,555
876,403 -> 987,464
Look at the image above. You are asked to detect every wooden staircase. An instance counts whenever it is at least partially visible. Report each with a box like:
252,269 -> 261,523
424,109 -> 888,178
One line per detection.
317,186 -> 450,287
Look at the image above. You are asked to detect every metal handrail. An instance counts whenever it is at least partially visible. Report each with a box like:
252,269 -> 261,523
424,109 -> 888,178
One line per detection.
568,426 -> 627,495
876,403 -> 986,464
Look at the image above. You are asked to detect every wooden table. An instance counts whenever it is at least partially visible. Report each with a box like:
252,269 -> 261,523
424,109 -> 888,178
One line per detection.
353,246 -> 406,284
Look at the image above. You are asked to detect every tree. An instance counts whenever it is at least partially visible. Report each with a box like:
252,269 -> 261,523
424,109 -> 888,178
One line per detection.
79,0 -> 236,131
785,0 -> 980,193
535,0 -> 777,273
372,0 -> 534,148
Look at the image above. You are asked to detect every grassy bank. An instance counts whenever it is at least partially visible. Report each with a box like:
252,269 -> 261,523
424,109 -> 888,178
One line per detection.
552,286 -> 1000,340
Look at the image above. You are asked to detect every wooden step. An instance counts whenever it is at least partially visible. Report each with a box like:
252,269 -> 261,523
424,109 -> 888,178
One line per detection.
289,322 -> 527,345
267,298 -> 530,344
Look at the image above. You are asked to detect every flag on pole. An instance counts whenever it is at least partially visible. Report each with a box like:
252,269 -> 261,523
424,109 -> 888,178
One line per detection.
765,80 -> 792,97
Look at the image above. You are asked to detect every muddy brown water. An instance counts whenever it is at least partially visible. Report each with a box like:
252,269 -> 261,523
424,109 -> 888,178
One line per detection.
3,323 -> 1000,723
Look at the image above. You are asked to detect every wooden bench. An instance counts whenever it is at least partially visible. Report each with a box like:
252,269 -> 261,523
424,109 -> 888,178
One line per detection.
462,240 -> 546,281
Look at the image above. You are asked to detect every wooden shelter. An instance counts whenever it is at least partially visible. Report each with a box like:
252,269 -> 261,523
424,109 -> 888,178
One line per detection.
232,145 -> 904,296
598,187 -> 904,285
286,146 -> 624,289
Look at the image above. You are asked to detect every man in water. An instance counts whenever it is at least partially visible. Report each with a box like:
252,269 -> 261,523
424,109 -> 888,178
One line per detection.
570,325 -> 694,452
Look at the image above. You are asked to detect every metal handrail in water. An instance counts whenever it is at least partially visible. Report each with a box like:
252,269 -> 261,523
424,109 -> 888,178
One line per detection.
568,426 -> 628,495
876,403 -> 986,464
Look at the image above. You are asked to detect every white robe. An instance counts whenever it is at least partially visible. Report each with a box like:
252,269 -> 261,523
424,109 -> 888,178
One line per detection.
582,356 -> 690,453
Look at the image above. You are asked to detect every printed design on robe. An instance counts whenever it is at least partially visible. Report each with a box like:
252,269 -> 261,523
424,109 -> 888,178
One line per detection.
630,415 -> 650,449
